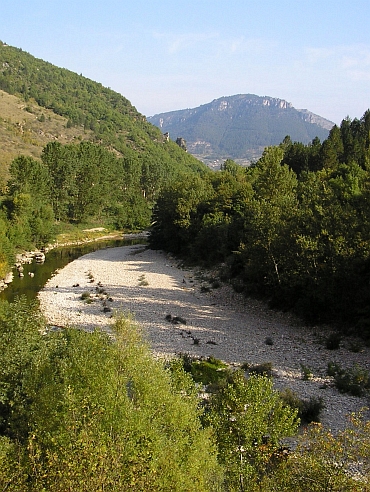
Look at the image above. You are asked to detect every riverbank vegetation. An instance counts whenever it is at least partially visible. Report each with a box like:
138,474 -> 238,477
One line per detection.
150,111 -> 370,340
0,138 -> 207,279
0,299 -> 369,491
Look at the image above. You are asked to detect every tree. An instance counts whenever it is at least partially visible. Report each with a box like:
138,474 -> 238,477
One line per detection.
206,372 -> 298,491
150,173 -> 213,254
240,147 -> 298,293
264,414 -> 370,491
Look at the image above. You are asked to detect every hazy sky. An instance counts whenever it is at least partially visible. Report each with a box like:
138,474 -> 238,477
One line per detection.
1,0 -> 369,124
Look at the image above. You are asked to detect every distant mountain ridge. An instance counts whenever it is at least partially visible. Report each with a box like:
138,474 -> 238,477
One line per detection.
148,94 -> 334,167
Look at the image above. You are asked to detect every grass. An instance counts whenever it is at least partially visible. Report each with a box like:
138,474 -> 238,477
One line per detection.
179,354 -> 231,388
0,89 -> 94,176
138,274 -> 149,286
53,222 -> 120,245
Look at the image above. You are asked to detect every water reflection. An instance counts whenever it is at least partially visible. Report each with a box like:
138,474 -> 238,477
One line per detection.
0,238 -> 146,303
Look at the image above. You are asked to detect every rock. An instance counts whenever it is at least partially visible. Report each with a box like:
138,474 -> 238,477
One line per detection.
35,252 -> 45,263
4,272 -> 13,284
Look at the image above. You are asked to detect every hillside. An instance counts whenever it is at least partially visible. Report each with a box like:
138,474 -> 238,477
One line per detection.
148,94 -> 334,167
0,42 -> 211,276
0,89 -> 95,187
0,41 -> 206,179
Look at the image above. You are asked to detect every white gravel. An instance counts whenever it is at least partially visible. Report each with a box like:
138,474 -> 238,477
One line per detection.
38,244 -> 370,433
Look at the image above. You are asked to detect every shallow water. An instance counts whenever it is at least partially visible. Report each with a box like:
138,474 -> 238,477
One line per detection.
0,238 -> 145,303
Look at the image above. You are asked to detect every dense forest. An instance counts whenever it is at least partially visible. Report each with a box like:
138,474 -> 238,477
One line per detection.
150,112 -> 370,339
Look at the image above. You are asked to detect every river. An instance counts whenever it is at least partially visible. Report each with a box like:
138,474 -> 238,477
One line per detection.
0,237 -> 146,303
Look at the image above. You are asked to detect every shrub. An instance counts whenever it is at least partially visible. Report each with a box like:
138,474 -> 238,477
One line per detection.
138,274 -> 149,286
325,332 -> 342,350
336,366 -> 369,396
205,372 -> 299,489
0,307 -> 223,490
242,361 -> 273,377
327,361 -> 341,377
327,362 -> 370,396
262,412 -> 370,491
189,356 -> 230,387
300,363 -> 313,380
280,388 -> 324,424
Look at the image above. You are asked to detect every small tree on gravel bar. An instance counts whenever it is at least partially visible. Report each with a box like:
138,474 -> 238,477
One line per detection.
205,371 -> 299,491
261,411 -> 370,491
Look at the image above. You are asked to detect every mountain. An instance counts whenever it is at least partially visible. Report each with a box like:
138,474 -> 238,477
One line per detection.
148,94 -> 335,167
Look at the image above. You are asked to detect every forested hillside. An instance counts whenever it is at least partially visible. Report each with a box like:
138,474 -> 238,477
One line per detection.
150,111 -> 370,338
0,42 -> 208,279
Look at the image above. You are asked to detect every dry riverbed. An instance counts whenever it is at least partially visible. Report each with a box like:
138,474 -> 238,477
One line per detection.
38,244 -> 370,433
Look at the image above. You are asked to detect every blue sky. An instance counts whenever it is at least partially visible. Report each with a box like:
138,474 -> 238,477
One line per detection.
1,0 -> 369,124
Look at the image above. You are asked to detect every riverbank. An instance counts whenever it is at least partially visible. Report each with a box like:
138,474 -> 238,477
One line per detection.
0,230 -> 148,292
38,244 -> 370,434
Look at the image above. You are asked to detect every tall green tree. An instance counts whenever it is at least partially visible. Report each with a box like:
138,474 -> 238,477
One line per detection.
240,147 -> 298,292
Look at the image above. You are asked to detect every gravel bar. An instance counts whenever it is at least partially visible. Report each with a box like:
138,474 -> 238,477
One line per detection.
38,244 -> 370,433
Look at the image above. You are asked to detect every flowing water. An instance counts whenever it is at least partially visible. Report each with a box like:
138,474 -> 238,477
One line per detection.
0,237 -> 146,303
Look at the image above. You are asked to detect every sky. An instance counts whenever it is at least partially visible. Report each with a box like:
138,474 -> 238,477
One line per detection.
1,0 -> 370,124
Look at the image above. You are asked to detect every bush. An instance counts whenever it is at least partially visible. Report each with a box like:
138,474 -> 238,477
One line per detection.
327,361 -> 370,396
300,363 -> 313,380
325,332 -> 342,350
187,355 -> 231,387
262,412 -> 370,491
0,307 -> 223,490
242,361 -> 273,377
205,372 -> 299,489
335,366 -> 370,396
280,388 -> 324,424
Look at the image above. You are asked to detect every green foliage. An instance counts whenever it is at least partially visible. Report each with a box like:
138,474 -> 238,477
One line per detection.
263,414 -> 370,491
188,356 -> 230,387
0,214 -> 14,278
327,362 -> 370,396
150,111 -> 370,339
279,388 -> 324,424
1,301 -> 370,490
0,42 -> 209,263
205,371 -> 299,490
325,331 -> 342,350
242,361 -> 273,378
300,363 -> 313,380
0,306 -> 222,491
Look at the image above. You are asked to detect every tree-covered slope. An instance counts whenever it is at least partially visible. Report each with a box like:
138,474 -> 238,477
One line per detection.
148,94 -> 334,165
0,41 -> 209,278
0,41 -> 205,175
